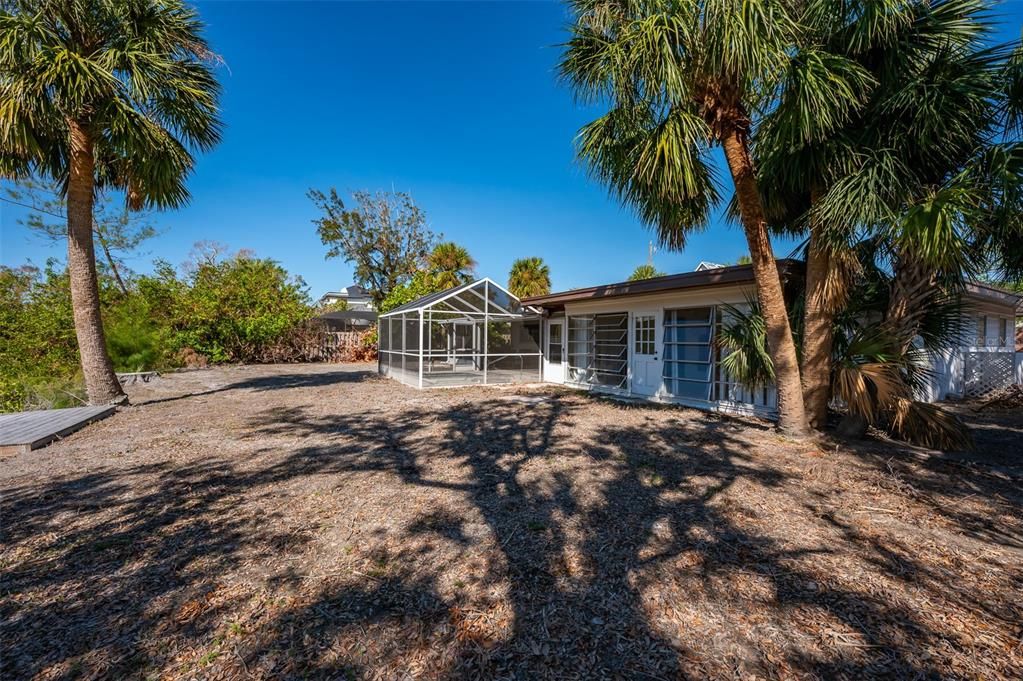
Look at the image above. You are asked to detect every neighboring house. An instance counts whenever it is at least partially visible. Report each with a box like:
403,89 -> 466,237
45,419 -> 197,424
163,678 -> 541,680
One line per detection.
317,284 -> 374,311
922,281 -> 1021,401
377,263 -> 1022,414
315,310 -> 378,332
694,261 -> 727,271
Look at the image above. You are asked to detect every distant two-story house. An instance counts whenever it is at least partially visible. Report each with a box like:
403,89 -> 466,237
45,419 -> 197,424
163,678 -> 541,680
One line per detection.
317,284 -> 374,311
315,284 -> 377,331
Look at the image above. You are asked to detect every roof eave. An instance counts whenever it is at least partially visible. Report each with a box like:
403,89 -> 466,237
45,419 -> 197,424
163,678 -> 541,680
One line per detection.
522,259 -> 803,307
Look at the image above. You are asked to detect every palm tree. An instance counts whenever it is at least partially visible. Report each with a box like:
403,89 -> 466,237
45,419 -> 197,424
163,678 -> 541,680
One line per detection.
560,0 -> 816,435
508,257 -> 550,298
756,0 -> 1020,427
628,264 -> 665,281
428,242 -> 476,290
0,0 -> 222,404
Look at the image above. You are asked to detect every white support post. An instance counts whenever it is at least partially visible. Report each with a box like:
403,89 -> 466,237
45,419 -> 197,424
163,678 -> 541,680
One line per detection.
538,317 -> 543,382
418,309 -> 424,389
483,280 -> 489,385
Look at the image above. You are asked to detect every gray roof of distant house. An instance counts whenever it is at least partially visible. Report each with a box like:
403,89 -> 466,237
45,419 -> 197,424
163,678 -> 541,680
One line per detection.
314,310 -> 378,322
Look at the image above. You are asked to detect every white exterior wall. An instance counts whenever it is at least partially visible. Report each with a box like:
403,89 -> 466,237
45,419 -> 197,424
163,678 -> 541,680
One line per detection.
538,280 -> 1020,407
554,284 -> 779,417
920,299 -> 1019,401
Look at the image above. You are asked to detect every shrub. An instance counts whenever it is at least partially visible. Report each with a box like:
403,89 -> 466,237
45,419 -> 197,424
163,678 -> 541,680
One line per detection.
169,254 -> 312,363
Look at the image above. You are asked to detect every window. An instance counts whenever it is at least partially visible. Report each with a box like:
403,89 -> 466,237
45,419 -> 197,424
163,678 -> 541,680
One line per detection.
999,318 -> 1009,347
977,315 -> 987,347
567,313 -> 628,389
548,322 -> 564,364
634,315 -> 656,355
662,307 -> 713,401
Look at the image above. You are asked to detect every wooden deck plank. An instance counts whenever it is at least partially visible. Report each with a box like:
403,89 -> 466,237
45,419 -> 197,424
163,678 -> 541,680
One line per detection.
0,405 -> 116,454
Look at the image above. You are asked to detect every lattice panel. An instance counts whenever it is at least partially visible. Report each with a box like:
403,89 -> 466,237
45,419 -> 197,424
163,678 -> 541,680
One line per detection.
963,352 -> 1014,397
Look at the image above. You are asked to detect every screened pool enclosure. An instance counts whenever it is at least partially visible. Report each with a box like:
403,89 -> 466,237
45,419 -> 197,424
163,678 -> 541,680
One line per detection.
377,279 -> 542,388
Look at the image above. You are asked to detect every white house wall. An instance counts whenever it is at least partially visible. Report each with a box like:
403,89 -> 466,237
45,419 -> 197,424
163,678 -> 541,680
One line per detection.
554,284 -> 1020,406
923,296 -> 1019,401
557,284 -> 779,417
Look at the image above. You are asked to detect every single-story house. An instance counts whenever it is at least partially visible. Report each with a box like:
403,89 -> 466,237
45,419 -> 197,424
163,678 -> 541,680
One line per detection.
377,263 -> 1021,415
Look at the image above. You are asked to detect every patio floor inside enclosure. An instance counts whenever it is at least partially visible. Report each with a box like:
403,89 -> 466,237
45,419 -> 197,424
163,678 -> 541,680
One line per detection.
377,278 -> 542,388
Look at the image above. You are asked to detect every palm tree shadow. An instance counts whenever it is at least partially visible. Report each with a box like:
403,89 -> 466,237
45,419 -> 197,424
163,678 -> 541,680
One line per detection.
3,392 -> 1017,679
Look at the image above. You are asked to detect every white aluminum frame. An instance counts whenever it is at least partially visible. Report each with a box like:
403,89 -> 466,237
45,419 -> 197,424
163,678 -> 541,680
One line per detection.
377,278 -> 543,389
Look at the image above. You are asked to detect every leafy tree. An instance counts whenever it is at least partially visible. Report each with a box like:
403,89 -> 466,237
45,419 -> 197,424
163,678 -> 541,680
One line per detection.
428,242 -> 476,289
172,252 -> 311,363
317,298 -> 350,314
309,189 -> 437,307
0,262 -> 82,410
1,0 -> 223,405
5,179 -> 158,295
628,264 -> 665,281
508,257 -> 551,298
560,0 -> 812,435
379,271 -> 444,313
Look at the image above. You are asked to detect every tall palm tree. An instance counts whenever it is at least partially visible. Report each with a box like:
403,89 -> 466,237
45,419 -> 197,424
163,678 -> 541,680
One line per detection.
1,0 -> 222,404
757,0 -> 1020,427
560,0 -> 822,435
508,257 -> 551,298
428,241 -> 476,290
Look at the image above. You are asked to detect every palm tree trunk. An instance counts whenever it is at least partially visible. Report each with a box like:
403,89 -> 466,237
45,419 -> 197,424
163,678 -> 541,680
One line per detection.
721,126 -> 809,437
801,230 -> 835,430
66,119 -> 127,405
887,249 -> 937,350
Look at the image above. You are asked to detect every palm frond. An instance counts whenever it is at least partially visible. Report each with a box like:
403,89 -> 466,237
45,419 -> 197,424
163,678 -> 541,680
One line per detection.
831,322 -> 911,423
715,297 -> 775,389
889,397 -> 973,449
0,0 -> 222,208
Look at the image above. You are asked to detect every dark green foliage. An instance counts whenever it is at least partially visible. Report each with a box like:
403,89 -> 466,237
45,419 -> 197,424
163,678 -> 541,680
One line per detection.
628,264 -> 666,281
171,254 -> 311,363
716,298 -> 775,389
0,263 -> 81,410
0,250 -> 314,411
379,271 -> 445,313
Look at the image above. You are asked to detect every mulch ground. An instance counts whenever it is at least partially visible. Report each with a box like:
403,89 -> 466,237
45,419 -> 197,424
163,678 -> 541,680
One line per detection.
2,363 -> 1021,680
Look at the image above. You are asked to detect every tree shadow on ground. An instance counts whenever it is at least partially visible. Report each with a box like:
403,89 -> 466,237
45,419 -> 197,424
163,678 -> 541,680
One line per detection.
2,391 -> 1019,679
133,367 -> 376,406
832,423 -> 1023,552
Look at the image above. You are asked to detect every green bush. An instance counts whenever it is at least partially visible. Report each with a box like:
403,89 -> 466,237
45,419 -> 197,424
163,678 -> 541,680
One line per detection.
379,271 -> 443,313
0,263 -> 83,410
170,255 -> 311,362
0,251 -> 316,411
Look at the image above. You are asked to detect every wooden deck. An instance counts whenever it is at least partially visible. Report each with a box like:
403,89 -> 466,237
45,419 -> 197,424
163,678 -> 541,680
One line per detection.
0,405 -> 116,455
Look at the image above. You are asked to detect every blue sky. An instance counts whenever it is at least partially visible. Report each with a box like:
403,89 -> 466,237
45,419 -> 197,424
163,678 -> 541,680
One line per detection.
2,1 -> 1021,297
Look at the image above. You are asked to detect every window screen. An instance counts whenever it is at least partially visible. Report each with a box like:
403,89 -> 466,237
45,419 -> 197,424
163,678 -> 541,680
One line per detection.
567,313 -> 628,389
662,307 -> 713,401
